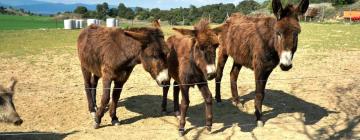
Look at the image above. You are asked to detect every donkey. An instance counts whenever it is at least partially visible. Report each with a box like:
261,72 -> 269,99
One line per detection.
0,77 -> 23,126
164,19 -> 219,136
77,21 -> 170,128
214,0 -> 309,127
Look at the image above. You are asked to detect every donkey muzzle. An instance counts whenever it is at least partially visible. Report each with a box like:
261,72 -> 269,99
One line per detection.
280,64 -> 292,71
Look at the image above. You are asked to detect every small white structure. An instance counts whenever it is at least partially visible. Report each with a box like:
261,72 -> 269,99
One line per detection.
115,19 -> 119,27
87,19 -> 100,26
64,19 -> 74,29
75,19 -> 85,29
106,18 -> 116,27
79,19 -> 85,28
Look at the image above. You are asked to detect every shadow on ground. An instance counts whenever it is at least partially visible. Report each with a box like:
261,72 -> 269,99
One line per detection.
119,89 -> 332,134
0,131 -> 77,140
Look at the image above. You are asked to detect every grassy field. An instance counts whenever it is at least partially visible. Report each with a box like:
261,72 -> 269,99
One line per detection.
0,23 -> 359,58
0,15 -> 63,30
0,20 -> 359,140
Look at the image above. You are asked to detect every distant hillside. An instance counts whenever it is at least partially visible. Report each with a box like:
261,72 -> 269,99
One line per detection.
0,0 -> 116,15
16,3 -> 98,15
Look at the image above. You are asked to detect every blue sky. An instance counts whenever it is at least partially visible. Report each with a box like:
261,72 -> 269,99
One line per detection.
37,0 -> 264,9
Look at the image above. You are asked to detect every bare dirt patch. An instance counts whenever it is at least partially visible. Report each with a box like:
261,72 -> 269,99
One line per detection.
0,47 -> 359,140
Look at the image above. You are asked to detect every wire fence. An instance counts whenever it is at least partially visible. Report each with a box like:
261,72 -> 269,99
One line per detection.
1,72 -> 359,92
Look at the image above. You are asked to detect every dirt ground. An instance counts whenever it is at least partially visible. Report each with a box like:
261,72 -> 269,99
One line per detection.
0,46 -> 359,140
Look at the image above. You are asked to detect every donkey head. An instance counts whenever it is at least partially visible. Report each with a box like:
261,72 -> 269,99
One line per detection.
124,22 -> 170,85
0,78 -> 23,126
173,19 -> 220,80
272,0 -> 309,71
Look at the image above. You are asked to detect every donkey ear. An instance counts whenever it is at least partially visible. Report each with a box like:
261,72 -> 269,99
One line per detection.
272,0 -> 283,20
173,28 -> 195,37
7,77 -> 17,92
152,19 -> 161,28
297,0 -> 309,15
124,31 -> 148,44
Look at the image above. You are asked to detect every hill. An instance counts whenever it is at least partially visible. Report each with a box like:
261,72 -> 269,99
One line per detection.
0,0 -> 115,15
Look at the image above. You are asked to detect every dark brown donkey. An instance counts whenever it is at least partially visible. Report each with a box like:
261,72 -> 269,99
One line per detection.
165,19 -> 219,136
0,78 -> 23,126
77,22 -> 170,128
214,0 -> 309,127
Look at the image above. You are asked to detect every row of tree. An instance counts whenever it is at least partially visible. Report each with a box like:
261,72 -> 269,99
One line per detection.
72,0 -> 356,25
0,6 -> 37,16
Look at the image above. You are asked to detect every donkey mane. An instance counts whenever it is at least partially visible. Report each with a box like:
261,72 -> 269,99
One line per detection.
125,27 -> 164,37
194,19 -> 210,32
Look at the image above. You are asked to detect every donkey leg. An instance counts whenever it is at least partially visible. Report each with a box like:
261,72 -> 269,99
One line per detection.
109,80 -> 123,126
173,81 -> 180,116
179,85 -> 190,136
197,84 -> 213,132
161,80 -> 170,114
215,47 -> 228,103
254,70 -> 271,127
90,74 -> 100,116
80,67 -> 96,118
230,62 -> 242,107
94,78 -> 112,129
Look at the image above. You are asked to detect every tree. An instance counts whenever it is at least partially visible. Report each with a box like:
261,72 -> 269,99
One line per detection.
236,0 -> 261,15
150,8 -> 161,19
0,6 -> 5,14
74,6 -> 88,15
332,0 -> 356,5
124,8 -> 135,19
96,2 -> 109,20
118,3 -> 127,18
109,8 -> 118,17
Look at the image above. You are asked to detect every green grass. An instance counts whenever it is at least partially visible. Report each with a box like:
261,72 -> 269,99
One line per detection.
0,22 -> 359,58
0,15 -> 63,30
299,23 -> 360,49
0,29 -> 79,57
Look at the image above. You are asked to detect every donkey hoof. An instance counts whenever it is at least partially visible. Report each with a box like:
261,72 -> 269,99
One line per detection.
174,111 -> 180,117
178,128 -> 185,136
257,121 -> 264,127
205,126 -> 212,132
93,123 -> 100,129
111,120 -> 121,126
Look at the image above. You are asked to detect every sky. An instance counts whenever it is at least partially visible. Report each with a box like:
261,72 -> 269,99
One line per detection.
37,0 -> 265,9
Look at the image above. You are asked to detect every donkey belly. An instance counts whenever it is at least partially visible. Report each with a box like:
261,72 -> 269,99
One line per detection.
228,46 -> 254,70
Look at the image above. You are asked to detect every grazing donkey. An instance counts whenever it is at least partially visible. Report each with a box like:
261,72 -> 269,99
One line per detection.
165,19 -> 219,136
77,21 -> 170,128
0,77 -> 23,126
214,0 -> 309,127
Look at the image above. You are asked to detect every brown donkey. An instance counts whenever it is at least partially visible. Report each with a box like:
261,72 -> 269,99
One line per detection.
164,19 -> 219,136
0,78 -> 23,126
214,0 -> 309,127
77,22 -> 170,128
